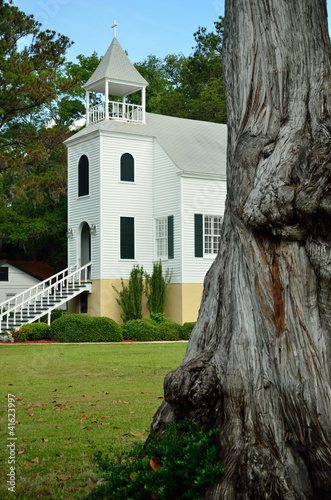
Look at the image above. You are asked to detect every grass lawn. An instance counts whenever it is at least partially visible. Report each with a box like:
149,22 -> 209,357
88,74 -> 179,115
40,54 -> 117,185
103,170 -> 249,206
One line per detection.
0,342 -> 187,499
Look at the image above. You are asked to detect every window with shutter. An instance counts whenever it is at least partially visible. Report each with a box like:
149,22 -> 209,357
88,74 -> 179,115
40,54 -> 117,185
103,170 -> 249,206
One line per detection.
0,267 -> 9,281
120,153 -> 134,182
78,155 -> 89,197
120,217 -> 135,259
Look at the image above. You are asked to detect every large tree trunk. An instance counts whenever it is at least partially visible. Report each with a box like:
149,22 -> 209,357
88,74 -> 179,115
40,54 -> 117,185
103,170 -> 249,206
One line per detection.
150,1 -> 331,498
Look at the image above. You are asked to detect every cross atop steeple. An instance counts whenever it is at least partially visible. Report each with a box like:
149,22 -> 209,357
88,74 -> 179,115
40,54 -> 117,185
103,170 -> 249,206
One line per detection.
111,20 -> 118,38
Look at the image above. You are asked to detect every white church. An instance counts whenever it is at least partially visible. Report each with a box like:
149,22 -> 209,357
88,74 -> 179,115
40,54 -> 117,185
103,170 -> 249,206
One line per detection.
64,23 -> 227,324
0,23 -> 228,333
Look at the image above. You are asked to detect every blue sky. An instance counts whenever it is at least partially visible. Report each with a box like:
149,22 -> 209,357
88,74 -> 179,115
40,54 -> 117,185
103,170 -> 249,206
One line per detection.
12,0 -> 331,65
12,0 -> 225,63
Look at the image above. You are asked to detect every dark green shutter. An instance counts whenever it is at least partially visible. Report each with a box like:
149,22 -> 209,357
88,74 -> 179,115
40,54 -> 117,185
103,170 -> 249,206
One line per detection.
120,217 -> 135,259
78,155 -> 89,196
194,214 -> 203,257
121,153 -> 134,182
168,215 -> 174,259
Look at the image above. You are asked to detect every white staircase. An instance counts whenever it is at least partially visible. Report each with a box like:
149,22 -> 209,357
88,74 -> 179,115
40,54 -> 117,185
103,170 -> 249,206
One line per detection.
0,263 -> 92,334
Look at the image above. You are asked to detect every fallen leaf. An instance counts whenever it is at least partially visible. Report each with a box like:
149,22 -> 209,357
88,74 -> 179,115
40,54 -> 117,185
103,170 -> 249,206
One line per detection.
29,413 -> 34,416
130,432 -> 146,437
38,418 -> 44,422
122,433 -> 130,436
112,400 -> 118,404
158,397 -> 164,400
56,425 -> 63,429
57,473 -> 72,481
113,426 -> 120,429
85,426 -> 93,430
67,436 -> 71,440
100,423 -> 110,425
123,401 -> 129,404
30,457 -> 39,463
56,454 -> 65,457
64,441 -> 73,445
80,415 -> 88,419
60,353 -> 64,355
52,389 -> 57,392
97,479 -> 103,486
82,395 -> 88,398
18,450 -> 26,455
24,463 -> 30,469
101,416 -> 110,419
41,438 -> 48,442
8,383 -> 13,386
68,385 -> 73,388
22,440 -> 28,443
150,457 -> 162,471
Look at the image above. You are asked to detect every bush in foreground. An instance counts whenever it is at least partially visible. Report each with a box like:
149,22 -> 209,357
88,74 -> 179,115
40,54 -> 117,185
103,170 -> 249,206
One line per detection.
180,321 -> 196,340
88,420 -> 224,500
17,323 -> 50,341
156,321 -> 181,341
122,318 -> 157,341
50,314 -> 122,342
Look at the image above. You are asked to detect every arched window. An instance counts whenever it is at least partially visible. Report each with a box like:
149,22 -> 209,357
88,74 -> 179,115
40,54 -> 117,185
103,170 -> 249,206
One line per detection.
78,155 -> 89,196
120,153 -> 134,182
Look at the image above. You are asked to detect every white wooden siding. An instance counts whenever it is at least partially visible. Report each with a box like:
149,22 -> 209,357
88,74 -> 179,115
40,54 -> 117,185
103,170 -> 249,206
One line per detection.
182,177 -> 227,283
100,134 -> 154,279
153,142 -> 182,283
0,264 -> 39,304
67,137 -> 101,279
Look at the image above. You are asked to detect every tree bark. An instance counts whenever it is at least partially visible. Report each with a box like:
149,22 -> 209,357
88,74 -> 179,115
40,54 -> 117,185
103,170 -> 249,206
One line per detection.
149,1 -> 331,498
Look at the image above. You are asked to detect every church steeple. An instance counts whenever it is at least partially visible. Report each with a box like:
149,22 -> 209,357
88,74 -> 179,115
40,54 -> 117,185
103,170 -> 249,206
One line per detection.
84,22 -> 148,126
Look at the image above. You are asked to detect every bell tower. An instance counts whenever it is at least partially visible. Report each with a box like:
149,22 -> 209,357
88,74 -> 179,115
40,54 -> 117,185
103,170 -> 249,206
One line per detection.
84,21 -> 148,126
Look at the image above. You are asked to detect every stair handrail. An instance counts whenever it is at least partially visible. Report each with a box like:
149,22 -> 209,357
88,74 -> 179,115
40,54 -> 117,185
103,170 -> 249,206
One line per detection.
0,262 -> 92,332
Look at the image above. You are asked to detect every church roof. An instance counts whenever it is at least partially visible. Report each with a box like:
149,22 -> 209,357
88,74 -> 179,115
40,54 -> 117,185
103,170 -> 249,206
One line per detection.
84,37 -> 148,95
65,113 -> 227,179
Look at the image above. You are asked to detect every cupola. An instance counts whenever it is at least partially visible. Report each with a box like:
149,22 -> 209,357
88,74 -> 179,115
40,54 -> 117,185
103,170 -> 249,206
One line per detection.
84,21 -> 148,126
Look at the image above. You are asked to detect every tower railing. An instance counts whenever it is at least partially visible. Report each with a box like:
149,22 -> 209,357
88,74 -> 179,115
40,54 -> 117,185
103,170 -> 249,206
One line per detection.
88,101 -> 143,125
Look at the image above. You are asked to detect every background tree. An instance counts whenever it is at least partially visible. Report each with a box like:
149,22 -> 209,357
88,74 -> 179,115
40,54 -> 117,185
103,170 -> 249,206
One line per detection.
133,17 -> 226,123
149,1 -> 331,498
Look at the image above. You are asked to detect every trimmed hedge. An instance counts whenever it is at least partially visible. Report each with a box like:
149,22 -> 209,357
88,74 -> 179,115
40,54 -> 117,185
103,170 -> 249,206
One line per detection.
156,321 -> 182,341
50,314 -> 123,343
122,318 -> 157,341
17,323 -> 50,342
180,322 -> 196,340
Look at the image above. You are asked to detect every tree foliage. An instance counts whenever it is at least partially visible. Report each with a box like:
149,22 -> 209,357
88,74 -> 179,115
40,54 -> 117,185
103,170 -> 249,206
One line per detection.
133,17 -> 226,123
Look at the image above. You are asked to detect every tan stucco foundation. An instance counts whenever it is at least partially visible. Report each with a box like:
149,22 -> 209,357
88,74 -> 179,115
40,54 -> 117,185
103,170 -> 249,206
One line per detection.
68,280 -> 204,325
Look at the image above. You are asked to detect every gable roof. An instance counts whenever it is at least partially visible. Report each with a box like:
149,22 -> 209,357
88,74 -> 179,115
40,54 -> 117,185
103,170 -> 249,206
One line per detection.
65,113 -> 227,179
0,260 -> 56,281
84,38 -> 148,95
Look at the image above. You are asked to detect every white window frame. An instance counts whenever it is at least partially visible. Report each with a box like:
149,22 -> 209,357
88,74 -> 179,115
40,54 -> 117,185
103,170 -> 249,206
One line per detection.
204,215 -> 222,256
155,217 -> 168,259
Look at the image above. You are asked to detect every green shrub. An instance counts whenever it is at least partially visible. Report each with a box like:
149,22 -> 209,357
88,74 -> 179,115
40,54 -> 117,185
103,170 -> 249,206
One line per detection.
113,265 -> 144,322
155,321 -> 181,341
122,318 -> 157,341
88,420 -> 224,500
40,309 -> 68,324
91,317 -> 122,342
145,261 -> 172,316
50,315 -> 123,343
17,322 -> 50,341
180,322 -> 196,340
150,312 -> 168,323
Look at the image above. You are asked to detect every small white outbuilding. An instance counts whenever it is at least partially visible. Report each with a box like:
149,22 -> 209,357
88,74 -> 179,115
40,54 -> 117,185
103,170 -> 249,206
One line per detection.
64,27 -> 227,324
